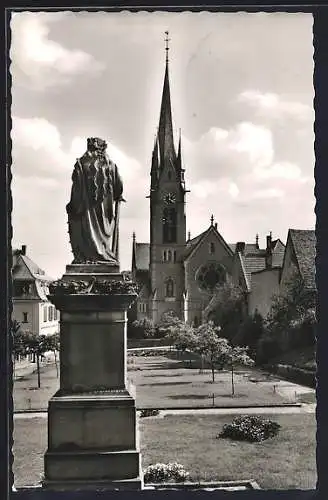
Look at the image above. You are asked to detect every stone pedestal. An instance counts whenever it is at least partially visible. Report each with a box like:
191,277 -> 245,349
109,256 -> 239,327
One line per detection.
43,264 -> 142,491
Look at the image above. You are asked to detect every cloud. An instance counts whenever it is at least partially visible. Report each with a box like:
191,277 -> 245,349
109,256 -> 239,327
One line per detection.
238,90 -> 313,122
254,161 -> 301,180
10,12 -> 105,90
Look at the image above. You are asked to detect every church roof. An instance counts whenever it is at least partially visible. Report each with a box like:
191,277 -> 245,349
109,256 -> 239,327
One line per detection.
158,53 -> 176,167
289,229 -> 316,290
184,230 -> 207,259
134,243 -> 150,271
184,225 -> 233,262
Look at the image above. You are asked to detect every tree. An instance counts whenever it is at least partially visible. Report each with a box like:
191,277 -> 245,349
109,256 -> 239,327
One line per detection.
233,310 -> 264,359
169,323 -> 196,358
156,312 -> 184,340
203,282 -> 246,341
11,320 -> 24,375
193,322 -> 226,383
193,321 -> 254,393
258,273 -> 316,363
24,332 -> 49,388
45,332 -> 60,378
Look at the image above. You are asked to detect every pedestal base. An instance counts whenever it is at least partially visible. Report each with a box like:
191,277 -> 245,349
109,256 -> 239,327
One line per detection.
44,390 -> 142,490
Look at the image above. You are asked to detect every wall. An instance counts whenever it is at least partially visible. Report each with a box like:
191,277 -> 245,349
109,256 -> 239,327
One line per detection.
39,302 -> 60,336
13,300 -> 38,334
248,268 -> 281,318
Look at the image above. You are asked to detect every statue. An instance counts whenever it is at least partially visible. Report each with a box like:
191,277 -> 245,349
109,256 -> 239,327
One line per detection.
66,137 -> 124,264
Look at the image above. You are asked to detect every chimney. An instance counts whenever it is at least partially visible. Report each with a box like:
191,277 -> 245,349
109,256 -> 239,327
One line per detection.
266,233 -> 272,252
236,241 -> 245,255
21,245 -> 26,255
187,231 -> 191,241
214,222 -> 218,230
266,233 -> 272,268
255,233 -> 259,249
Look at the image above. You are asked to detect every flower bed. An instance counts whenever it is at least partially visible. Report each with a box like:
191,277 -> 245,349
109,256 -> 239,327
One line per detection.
144,463 -> 189,483
218,415 -> 281,443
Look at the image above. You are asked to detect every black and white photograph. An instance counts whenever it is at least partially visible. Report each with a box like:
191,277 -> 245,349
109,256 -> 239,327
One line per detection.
10,10 -> 316,493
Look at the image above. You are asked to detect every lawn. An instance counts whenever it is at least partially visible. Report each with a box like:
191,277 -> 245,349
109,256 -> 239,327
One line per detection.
13,413 -> 316,489
127,351 -> 294,408
14,364 -> 59,412
14,351 -> 299,412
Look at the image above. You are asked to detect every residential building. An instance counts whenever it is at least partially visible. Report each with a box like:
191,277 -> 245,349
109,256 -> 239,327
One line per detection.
12,245 -> 59,336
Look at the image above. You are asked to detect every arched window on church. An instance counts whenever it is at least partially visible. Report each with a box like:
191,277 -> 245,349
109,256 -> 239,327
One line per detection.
173,250 -> 177,262
165,277 -> 174,298
163,208 -> 177,244
209,242 -> 215,254
163,250 -> 167,262
167,250 -> 172,262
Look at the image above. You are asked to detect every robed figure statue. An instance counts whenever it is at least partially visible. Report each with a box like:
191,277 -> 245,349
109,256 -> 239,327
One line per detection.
66,137 -> 124,264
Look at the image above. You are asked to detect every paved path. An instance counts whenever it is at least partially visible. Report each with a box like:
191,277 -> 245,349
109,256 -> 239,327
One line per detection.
14,402 -> 315,420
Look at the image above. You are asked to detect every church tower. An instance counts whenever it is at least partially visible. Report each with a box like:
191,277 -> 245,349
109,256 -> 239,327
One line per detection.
148,32 -> 187,322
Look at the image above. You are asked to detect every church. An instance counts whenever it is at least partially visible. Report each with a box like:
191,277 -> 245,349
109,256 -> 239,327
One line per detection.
131,34 -> 285,326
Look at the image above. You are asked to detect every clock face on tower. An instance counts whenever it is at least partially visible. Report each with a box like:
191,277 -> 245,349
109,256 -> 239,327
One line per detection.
163,192 -> 177,204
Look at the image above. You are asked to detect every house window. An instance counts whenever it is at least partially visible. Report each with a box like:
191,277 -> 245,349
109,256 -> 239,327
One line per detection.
163,251 -> 167,262
165,278 -> 174,298
167,250 -> 172,262
54,309 -> 57,321
209,242 -> 215,254
48,306 -> 53,322
22,312 -> 28,323
174,250 -> 177,262
43,306 -> 47,322
194,316 -> 200,327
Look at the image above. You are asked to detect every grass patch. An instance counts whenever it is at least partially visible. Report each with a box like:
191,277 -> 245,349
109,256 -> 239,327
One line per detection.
140,413 -> 316,489
13,413 -> 316,489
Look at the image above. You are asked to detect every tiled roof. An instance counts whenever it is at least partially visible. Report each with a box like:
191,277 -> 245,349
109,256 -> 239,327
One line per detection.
135,243 -> 150,271
289,229 -> 316,289
12,253 -> 53,282
229,243 -> 259,254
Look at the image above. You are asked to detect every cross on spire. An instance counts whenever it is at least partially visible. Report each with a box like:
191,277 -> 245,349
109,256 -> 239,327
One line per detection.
210,214 -> 214,226
165,30 -> 170,63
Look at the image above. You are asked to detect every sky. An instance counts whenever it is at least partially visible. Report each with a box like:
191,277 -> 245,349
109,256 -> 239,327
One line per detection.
10,11 -> 314,279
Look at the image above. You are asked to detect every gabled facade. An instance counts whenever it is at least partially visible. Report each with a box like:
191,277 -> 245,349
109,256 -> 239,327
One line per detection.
12,245 -> 60,336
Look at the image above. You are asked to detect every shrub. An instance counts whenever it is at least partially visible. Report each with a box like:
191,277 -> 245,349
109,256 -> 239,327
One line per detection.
143,463 -> 189,483
140,409 -> 160,418
218,415 -> 281,443
129,318 -> 155,339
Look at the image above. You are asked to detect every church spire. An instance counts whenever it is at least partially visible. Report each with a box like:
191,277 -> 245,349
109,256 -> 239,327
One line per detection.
158,31 -> 176,167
